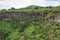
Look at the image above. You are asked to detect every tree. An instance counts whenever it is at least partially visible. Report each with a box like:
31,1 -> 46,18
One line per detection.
11,7 -> 15,10
35,7 -> 39,9
1,9 -> 6,11
46,6 -> 52,8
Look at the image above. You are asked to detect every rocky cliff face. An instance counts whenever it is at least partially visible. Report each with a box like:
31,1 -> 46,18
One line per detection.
0,12 -> 43,21
47,13 -> 60,23
0,12 -> 32,21
0,12 -> 60,23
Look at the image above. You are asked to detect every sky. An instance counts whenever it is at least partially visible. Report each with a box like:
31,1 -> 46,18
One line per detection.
0,0 -> 60,9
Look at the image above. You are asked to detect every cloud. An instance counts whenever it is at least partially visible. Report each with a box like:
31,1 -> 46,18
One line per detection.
45,0 -> 60,6
0,0 -> 32,9
0,0 -> 60,9
45,0 -> 60,1
32,0 -> 60,6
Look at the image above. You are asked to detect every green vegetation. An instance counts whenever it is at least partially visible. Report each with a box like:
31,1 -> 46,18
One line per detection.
0,5 -> 60,40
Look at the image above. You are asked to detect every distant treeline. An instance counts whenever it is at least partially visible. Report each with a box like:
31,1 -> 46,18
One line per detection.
1,5 -> 60,11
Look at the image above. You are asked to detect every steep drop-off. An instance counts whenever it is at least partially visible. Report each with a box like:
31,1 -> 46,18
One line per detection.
0,10 -> 60,40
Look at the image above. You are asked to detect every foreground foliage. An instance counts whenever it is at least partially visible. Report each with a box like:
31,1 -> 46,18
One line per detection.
0,5 -> 60,40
